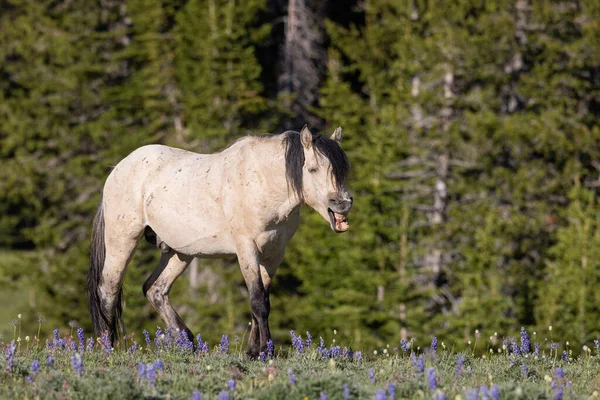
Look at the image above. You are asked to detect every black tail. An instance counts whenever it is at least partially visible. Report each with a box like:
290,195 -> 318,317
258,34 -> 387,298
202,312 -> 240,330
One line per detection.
87,198 -> 124,344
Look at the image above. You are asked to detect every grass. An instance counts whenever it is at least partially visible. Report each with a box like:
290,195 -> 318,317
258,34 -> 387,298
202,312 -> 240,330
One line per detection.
1,322 -> 599,399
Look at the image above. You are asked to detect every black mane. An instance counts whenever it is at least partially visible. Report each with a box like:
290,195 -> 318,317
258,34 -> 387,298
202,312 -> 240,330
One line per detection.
282,130 -> 350,199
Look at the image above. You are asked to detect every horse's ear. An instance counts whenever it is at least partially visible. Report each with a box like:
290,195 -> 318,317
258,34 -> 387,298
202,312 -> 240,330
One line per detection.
300,125 -> 312,149
330,126 -> 342,143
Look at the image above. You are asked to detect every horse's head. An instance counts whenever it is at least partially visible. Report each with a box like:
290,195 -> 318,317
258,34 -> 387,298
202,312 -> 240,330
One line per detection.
298,126 -> 352,233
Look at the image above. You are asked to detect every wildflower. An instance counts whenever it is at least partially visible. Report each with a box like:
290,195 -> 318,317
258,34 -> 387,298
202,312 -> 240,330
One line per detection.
388,382 -> 396,399
190,391 -> 202,400
146,363 -> 157,386
288,368 -> 296,385
305,331 -> 313,348
330,345 -> 341,358
86,337 -> 94,351
534,342 -> 540,356
562,351 -> 568,362
227,378 -> 235,392
368,368 -> 376,383
47,354 -> 55,369
520,327 -> 530,354
137,362 -> 146,379
290,331 -> 305,354
319,392 -> 327,400
595,339 -> 599,351
375,389 -> 386,400
490,384 -> 500,400
413,354 -> 425,373
154,359 -> 164,371
218,391 -> 230,400
466,388 -> 479,400
37,316 -> 47,324
72,353 -> 84,376
355,351 -> 363,361
431,336 -> 438,355
455,354 -> 465,378
31,360 -> 40,375
259,352 -> 266,361
266,339 -> 274,358
400,339 -> 409,352
521,363 -> 528,377
128,341 -> 138,353
143,330 -> 151,346
196,334 -> 209,354
343,384 -> 350,399
509,355 -> 515,367
4,341 -> 16,372
480,386 -> 488,399
317,337 -> 329,357
555,368 -> 564,378
427,367 -> 437,390
219,335 -> 229,354
510,339 -> 520,355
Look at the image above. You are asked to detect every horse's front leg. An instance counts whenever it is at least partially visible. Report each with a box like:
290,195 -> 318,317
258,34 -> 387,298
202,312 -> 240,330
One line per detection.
237,242 -> 273,358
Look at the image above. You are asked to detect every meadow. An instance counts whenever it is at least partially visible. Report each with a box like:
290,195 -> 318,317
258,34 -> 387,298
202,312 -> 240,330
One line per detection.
0,317 -> 598,399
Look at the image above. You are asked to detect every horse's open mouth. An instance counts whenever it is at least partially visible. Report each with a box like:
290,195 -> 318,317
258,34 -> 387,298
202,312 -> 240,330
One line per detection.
328,208 -> 349,232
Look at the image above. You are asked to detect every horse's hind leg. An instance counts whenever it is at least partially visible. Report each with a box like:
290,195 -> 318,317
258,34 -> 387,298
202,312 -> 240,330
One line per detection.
143,250 -> 194,342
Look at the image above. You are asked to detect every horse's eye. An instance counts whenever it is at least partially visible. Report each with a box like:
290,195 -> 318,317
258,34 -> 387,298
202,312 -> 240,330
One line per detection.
308,167 -> 318,173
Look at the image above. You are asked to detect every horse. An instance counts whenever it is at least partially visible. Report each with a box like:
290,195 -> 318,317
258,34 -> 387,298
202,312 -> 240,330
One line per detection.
87,125 -> 352,357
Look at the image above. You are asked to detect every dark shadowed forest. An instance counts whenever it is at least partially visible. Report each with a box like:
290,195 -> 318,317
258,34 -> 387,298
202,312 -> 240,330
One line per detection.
1,0 -> 599,351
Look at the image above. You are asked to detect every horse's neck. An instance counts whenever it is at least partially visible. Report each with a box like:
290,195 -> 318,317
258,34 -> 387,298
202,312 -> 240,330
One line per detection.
245,137 -> 303,224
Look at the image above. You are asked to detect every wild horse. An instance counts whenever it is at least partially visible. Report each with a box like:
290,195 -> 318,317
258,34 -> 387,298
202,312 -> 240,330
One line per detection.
87,126 -> 352,357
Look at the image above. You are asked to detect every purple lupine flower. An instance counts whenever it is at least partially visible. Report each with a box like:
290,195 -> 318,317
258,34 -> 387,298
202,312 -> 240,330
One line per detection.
100,331 -> 112,356
400,339 -> 409,352
555,368 -> 564,378
86,337 -> 94,351
137,362 -> 146,379
218,391 -> 229,400
550,341 -> 558,351
200,341 -> 209,353
466,388 -> 479,400
562,351 -> 568,362
164,327 -> 174,349
595,339 -> 599,351
511,339 -> 520,355
317,336 -> 328,357
31,360 -> 40,375
143,330 -> 151,346
72,353 -> 84,376
128,341 -> 138,353
534,342 -> 540,356
355,351 -> 362,362
520,327 -> 530,354
330,346 -> 341,358
305,331 -> 312,348
413,354 -> 425,374
509,355 -> 515,367
259,352 -> 266,361
47,354 -> 55,369
266,339 -> 274,358
145,363 -> 157,386
290,331 -> 305,354
26,376 -> 34,383
5,341 -> 16,372
554,388 -> 564,400
176,329 -> 193,353
154,359 -> 164,371
490,384 -> 500,400
375,389 -> 386,400
228,378 -> 235,392
155,327 -> 164,349
288,368 -> 296,385
77,328 -> 85,352
219,335 -> 229,354
319,392 -> 327,400
196,334 -> 209,353
190,391 -> 202,400
433,392 -> 447,400
521,363 -> 528,377
431,337 -> 438,355
480,385 -> 488,399
53,329 -> 59,347
343,384 -> 350,399
388,382 -> 396,399
455,354 -> 464,378
427,367 -> 437,390
368,368 -> 376,383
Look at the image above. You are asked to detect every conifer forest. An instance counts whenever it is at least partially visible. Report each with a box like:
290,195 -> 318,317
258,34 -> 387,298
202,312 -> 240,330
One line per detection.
1,0 -> 599,353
